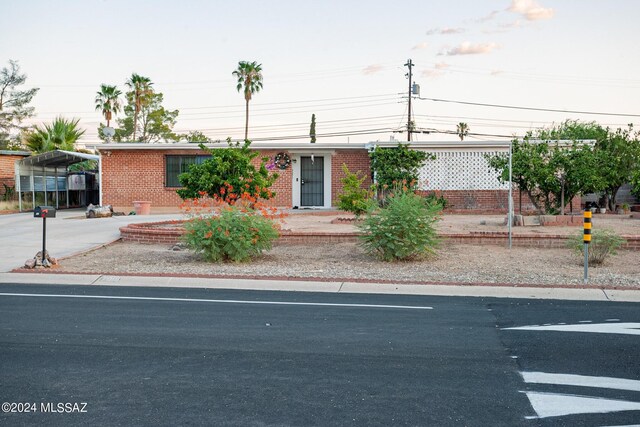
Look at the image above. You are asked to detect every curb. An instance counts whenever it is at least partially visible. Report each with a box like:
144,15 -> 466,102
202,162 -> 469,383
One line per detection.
8,267 -> 640,292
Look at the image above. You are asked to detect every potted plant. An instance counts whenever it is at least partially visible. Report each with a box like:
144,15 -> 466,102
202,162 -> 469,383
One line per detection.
621,203 -> 630,214
599,206 -> 607,214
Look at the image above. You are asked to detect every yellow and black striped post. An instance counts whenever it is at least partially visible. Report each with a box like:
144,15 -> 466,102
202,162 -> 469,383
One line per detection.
583,210 -> 592,283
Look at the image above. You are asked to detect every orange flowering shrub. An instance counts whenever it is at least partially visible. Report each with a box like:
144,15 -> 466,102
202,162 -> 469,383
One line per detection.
180,186 -> 286,263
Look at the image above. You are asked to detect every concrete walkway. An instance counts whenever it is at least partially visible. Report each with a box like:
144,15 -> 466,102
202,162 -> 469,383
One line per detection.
0,210 -> 182,272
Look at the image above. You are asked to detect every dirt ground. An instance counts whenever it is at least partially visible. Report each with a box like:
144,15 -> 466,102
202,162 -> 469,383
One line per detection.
53,214 -> 640,289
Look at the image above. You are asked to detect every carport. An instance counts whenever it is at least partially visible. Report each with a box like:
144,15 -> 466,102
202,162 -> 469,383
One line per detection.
15,150 -> 100,212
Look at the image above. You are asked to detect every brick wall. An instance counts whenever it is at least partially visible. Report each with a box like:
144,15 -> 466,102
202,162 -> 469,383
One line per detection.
102,148 -> 297,212
0,154 -> 25,197
331,150 -> 372,204
424,190 -> 583,215
101,147 -> 585,214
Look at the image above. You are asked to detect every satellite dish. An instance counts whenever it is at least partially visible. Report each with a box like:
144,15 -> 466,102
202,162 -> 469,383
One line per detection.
102,127 -> 115,137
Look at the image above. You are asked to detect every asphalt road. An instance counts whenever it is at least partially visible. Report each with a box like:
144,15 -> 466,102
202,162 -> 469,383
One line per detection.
0,284 -> 638,426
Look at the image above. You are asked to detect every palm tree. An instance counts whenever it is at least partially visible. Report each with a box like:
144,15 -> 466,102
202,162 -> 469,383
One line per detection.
24,117 -> 85,153
232,61 -> 263,140
457,122 -> 469,141
94,84 -> 122,128
125,73 -> 153,142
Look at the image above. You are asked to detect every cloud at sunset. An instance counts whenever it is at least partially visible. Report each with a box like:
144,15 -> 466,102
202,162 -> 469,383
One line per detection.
439,42 -> 499,56
426,27 -> 465,36
508,0 -> 554,20
362,64 -> 384,75
412,42 -> 429,50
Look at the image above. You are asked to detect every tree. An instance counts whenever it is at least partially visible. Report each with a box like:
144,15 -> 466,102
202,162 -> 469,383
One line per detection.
94,84 -> 122,128
176,139 -> 278,202
595,124 -> 640,210
456,122 -> 469,141
232,61 -> 263,140
486,120 -> 606,214
0,60 -> 39,149
369,143 -> 434,196
109,90 -> 179,143
125,73 -> 153,142
180,130 -> 211,143
24,117 -> 85,154
310,113 -> 316,143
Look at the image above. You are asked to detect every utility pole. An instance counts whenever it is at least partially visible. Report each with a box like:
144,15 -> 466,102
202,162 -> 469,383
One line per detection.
405,59 -> 413,142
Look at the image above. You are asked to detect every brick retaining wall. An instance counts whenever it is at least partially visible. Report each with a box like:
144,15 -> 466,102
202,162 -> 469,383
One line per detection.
119,221 -> 640,250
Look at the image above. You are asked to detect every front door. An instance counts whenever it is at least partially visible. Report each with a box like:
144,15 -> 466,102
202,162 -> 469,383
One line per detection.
300,156 -> 324,207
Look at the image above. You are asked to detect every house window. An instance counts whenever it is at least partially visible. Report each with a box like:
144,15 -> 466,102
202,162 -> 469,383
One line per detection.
165,155 -> 210,187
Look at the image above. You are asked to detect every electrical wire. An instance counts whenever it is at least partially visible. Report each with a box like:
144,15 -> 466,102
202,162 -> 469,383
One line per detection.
418,97 -> 640,118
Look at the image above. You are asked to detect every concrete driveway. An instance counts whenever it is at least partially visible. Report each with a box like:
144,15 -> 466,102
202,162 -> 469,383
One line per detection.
0,210 -> 182,272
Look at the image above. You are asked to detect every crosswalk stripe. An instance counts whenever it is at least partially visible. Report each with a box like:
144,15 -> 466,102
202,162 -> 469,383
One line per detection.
523,391 -> 640,418
504,322 -> 640,336
522,372 -> 640,392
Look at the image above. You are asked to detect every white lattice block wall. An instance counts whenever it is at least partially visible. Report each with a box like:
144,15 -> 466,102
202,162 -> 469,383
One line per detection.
418,150 -> 508,191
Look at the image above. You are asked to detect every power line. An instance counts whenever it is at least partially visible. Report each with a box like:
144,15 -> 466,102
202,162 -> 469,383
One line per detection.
418,97 -> 640,118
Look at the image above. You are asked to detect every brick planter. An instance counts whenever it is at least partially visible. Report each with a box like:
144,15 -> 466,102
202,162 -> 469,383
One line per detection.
120,220 -> 640,250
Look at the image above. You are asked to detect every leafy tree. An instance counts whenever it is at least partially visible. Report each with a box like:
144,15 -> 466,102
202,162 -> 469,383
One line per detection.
456,122 -> 469,141
0,60 -> 39,149
232,61 -> 263,140
310,113 -> 316,143
125,73 -> 153,141
631,169 -> 640,199
176,139 -> 278,202
180,130 -> 211,143
94,84 -> 122,128
24,117 -> 85,153
487,120 -> 610,214
369,143 -> 434,196
594,124 -> 640,210
109,91 -> 179,142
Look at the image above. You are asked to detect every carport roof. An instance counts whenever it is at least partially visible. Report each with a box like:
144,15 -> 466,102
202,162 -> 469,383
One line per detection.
18,150 -> 99,168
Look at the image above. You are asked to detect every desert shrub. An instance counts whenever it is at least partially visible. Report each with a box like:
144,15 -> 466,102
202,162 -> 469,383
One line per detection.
337,164 -> 374,217
358,190 -> 442,261
183,205 -> 280,262
567,228 -> 625,265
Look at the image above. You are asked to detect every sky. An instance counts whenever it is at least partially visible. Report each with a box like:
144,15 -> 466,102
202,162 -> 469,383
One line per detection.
2,0 -> 640,144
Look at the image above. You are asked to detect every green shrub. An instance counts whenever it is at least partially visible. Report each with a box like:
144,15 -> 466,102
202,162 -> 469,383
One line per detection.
183,206 -> 280,262
423,191 -> 448,209
567,228 -> 625,265
177,139 -> 278,204
2,184 -> 15,201
337,164 -> 374,217
357,190 -> 442,261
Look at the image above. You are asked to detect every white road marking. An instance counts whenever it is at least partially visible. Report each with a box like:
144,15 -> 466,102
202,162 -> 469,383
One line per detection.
579,320 -> 592,323
0,292 -> 433,311
522,372 -> 640,392
504,322 -> 640,336
524,391 -> 640,418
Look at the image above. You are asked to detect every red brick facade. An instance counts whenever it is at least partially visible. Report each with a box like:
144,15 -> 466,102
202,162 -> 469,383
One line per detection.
331,150 -> 372,205
0,153 -> 28,198
100,147 -> 374,213
99,145 -> 583,214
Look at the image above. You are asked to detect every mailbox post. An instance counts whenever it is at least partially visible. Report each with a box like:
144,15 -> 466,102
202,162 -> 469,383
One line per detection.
34,206 -> 56,267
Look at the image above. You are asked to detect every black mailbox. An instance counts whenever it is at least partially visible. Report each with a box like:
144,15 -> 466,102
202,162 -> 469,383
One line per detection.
34,206 -> 57,218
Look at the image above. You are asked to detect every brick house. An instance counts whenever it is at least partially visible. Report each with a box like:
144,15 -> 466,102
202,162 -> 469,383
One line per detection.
97,140 -> 547,214
98,142 -> 371,213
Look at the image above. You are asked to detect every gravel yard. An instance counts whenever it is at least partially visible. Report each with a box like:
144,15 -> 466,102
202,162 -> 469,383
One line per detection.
57,239 -> 640,288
